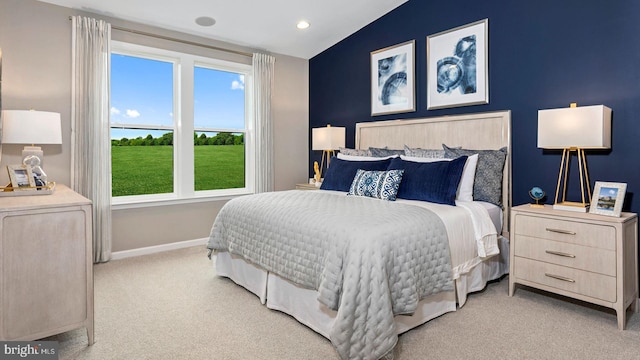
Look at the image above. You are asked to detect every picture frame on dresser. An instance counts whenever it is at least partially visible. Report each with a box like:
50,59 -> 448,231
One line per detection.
589,181 -> 626,217
7,164 -> 35,190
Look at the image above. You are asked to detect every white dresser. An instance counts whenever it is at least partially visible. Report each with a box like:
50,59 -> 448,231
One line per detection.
0,184 -> 94,344
509,204 -> 638,329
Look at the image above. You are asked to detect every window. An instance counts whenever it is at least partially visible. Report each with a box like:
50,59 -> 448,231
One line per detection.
193,66 -> 246,191
110,41 -> 253,206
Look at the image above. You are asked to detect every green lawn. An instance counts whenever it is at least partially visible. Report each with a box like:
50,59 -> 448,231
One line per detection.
111,145 -> 245,197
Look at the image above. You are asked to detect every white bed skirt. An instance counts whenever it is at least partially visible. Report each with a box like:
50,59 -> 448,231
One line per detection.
214,235 -> 509,338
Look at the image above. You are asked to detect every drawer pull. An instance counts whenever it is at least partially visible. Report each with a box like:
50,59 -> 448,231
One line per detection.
545,273 -> 575,283
545,250 -> 576,258
545,228 -> 576,235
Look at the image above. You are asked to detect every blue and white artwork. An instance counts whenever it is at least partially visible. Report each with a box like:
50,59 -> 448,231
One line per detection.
436,35 -> 476,95
427,19 -> 488,110
371,40 -> 415,116
378,53 -> 407,105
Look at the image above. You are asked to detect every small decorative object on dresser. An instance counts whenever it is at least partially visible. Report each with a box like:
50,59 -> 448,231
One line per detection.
529,186 -> 545,208
589,181 -> 626,217
313,161 -> 322,185
509,204 -> 638,329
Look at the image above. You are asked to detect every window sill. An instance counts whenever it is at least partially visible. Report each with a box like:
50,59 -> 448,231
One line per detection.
111,189 -> 252,210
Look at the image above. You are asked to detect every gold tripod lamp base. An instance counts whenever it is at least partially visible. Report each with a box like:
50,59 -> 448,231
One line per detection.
552,147 -> 591,213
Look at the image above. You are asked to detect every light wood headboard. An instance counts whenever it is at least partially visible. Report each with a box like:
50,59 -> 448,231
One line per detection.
355,110 -> 512,235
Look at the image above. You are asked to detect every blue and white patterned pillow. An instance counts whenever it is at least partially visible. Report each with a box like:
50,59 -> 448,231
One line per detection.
443,144 -> 508,207
348,169 -> 404,201
403,144 -> 446,158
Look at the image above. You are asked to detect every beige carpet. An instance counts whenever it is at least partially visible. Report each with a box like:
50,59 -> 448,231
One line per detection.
50,246 -> 640,359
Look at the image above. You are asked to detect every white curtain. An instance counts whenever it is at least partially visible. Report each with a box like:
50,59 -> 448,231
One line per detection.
71,16 -> 112,263
253,53 -> 276,193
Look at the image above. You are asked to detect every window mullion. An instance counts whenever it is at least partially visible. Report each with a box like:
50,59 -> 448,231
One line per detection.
177,56 -> 195,197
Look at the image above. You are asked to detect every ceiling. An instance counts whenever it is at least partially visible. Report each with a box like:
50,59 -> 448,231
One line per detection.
37,0 -> 407,59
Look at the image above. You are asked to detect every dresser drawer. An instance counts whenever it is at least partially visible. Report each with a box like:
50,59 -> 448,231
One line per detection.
514,257 -> 616,303
513,214 -> 616,250
514,235 -> 616,276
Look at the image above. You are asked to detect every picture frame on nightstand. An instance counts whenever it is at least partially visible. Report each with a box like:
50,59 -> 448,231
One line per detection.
7,164 -> 36,190
589,181 -> 626,217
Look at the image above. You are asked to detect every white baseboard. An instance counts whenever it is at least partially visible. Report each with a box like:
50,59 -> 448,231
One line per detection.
111,237 -> 208,260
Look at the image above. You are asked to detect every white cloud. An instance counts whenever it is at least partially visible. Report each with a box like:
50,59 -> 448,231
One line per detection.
126,109 -> 141,118
110,107 -> 121,115
231,75 -> 245,90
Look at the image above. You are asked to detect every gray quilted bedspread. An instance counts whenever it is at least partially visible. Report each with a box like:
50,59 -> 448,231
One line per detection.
207,190 -> 453,360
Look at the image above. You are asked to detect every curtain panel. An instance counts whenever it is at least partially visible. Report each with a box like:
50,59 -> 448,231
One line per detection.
71,16 -> 113,263
253,53 -> 276,193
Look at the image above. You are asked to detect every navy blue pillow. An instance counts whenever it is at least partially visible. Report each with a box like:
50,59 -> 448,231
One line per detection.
387,156 -> 467,205
320,157 -> 392,192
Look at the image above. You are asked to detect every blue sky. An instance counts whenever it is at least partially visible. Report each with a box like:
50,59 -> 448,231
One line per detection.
110,53 -> 245,140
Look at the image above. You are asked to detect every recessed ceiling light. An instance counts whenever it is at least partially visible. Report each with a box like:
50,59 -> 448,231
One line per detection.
296,20 -> 310,30
195,16 -> 216,27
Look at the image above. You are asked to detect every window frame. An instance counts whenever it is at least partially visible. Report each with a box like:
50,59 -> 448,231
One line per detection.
110,41 -> 254,209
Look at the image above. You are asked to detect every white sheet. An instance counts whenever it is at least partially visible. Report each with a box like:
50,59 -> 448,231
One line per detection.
215,234 -> 509,339
388,197 -> 499,306
478,201 -> 503,234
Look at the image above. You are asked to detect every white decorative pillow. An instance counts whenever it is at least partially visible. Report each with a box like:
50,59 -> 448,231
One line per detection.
338,153 -> 399,161
348,169 -> 404,201
400,154 -> 478,202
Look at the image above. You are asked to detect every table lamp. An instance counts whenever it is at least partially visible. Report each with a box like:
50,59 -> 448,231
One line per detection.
1,110 -> 62,184
312,124 -> 345,179
537,104 -> 611,211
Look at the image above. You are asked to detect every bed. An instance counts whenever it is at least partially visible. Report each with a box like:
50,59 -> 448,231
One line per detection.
207,110 -> 512,360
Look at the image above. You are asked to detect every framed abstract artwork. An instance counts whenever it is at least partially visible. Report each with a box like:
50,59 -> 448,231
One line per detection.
427,19 -> 488,110
370,40 -> 416,116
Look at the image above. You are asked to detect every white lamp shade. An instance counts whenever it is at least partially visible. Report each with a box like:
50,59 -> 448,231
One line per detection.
312,125 -> 345,151
537,105 -> 611,149
1,110 -> 63,145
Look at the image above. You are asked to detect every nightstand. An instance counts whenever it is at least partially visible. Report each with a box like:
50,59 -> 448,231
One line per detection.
295,183 -> 320,190
509,204 -> 638,329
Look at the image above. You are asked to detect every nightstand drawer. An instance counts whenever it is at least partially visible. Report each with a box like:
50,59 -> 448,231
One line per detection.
514,257 -> 616,303
513,214 -> 615,250
514,235 -> 616,276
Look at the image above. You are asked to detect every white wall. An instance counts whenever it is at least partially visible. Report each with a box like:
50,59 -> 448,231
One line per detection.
0,0 -> 309,252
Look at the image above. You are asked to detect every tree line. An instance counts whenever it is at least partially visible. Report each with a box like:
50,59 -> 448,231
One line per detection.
111,132 -> 244,146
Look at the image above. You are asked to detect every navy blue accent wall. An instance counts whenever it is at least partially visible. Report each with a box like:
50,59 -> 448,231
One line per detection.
309,0 -> 640,214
